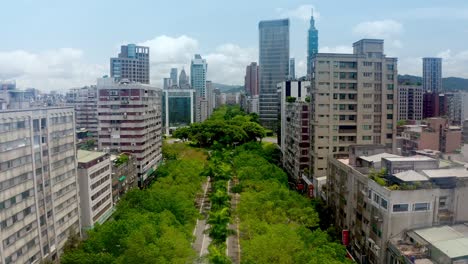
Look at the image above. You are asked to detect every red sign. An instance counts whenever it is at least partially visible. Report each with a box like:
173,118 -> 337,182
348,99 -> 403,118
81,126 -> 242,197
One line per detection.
297,183 -> 304,191
308,185 -> 314,198
342,229 -> 350,246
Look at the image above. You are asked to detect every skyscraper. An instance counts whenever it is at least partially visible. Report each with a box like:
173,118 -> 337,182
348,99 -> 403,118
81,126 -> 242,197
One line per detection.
258,19 -> 289,129
179,68 -> 189,88
244,62 -> 259,96
423,57 -> 442,93
289,58 -> 296,79
191,54 -> 208,97
110,44 -> 150,84
170,68 -> 178,86
307,10 -> 319,77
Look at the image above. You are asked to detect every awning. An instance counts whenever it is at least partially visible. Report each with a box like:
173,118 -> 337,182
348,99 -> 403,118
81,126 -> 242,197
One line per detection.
147,168 -> 155,176
119,176 -> 126,181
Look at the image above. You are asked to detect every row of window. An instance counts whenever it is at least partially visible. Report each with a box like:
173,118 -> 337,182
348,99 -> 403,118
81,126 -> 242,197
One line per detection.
91,174 -> 110,190
0,137 -> 30,152
3,220 -> 36,248
370,190 -> 431,212
0,189 -> 34,211
0,172 -> 32,192
0,205 -> 36,230
0,156 -> 32,172
4,237 -> 38,264
0,120 -> 28,133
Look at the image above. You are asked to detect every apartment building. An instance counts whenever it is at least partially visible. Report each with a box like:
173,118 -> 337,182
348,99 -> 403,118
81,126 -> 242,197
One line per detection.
0,107 -> 80,263
278,81 -> 310,181
77,150 -> 113,231
110,44 -> 150,84
110,153 -> 138,204
66,86 -> 98,140
97,78 -> 162,188
327,145 -> 468,264
310,39 -> 398,179
398,85 -> 423,121
397,117 -> 462,155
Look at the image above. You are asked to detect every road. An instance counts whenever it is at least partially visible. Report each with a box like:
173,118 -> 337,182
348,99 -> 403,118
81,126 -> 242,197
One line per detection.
226,180 -> 241,264
192,177 -> 212,262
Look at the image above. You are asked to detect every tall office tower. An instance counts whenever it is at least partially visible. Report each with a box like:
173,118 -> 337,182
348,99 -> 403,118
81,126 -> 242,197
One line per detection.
190,54 -> 208,97
307,10 -> 319,77
0,107 -> 80,263
179,68 -> 189,88
244,62 -> 259,96
110,44 -> 150,84
310,39 -> 398,178
289,58 -> 296,79
206,80 -> 214,116
96,78 -> 162,188
66,86 -> 98,140
170,68 -> 178,86
423,57 -> 442,93
163,78 -> 172,90
259,19 -> 290,129
77,150 -> 113,231
398,85 -> 423,121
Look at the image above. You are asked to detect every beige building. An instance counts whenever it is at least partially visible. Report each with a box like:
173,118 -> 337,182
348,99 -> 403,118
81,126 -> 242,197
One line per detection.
327,145 -> 468,264
97,78 -> 163,188
77,150 -> 113,232
310,39 -> 398,180
398,85 -> 423,121
65,86 -> 98,140
0,107 -> 80,263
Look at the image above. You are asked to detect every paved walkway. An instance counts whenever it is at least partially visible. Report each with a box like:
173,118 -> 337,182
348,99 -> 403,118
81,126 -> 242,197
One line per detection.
226,180 -> 241,264
192,177 -> 212,262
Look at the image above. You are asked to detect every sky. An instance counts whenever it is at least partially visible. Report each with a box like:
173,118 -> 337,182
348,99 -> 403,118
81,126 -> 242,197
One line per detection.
1,0 -> 468,91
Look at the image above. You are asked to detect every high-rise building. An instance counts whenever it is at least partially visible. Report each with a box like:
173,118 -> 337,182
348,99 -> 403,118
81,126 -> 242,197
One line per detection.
77,150 -> 113,231
170,68 -> 178,87
310,39 -> 398,179
96,78 -> 162,187
307,10 -> 319,77
163,78 -> 172,90
423,92 -> 447,118
179,68 -> 189,88
190,54 -> 208,97
278,80 -> 310,181
259,19 -> 290,129
110,44 -> 150,84
0,107 -> 80,263
244,62 -> 259,96
398,85 -> 423,121
289,58 -> 296,79
423,57 -> 442,93
66,86 -> 98,140
206,81 -> 214,116
162,88 -> 196,135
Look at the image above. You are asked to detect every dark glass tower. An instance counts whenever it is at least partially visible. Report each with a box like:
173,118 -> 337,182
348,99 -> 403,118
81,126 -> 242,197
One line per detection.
258,19 -> 289,129
307,11 -> 318,77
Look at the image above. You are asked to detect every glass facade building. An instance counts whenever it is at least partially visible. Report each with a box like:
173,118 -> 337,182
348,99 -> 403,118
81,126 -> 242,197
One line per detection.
258,19 -> 289,129
423,57 -> 442,93
162,89 -> 195,135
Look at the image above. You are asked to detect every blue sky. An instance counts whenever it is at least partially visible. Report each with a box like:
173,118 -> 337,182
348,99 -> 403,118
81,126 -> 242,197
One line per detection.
1,0 -> 468,90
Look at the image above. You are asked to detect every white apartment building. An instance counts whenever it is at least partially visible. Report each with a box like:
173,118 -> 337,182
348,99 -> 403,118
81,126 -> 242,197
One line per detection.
0,107 -> 80,263
310,39 -> 398,179
328,145 -> 468,264
97,78 -> 162,188
65,86 -> 98,140
77,150 -> 113,231
398,85 -> 423,121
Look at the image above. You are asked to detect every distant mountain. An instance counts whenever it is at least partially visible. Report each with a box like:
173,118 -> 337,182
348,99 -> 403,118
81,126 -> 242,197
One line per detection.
212,83 -> 244,93
398,75 -> 468,91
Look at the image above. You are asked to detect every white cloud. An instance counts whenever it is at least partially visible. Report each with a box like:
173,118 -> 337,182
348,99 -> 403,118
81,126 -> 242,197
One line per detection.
276,4 -> 319,21
353,19 -> 403,39
398,50 -> 468,78
319,45 -> 353,53
399,7 -> 468,20
0,48 -> 105,91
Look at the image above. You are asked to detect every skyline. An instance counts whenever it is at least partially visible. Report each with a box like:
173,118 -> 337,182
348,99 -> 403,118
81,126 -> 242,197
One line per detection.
1,0 -> 468,91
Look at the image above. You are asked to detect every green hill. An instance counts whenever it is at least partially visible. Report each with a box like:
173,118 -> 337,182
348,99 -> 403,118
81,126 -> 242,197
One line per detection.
398,75 -> 468,91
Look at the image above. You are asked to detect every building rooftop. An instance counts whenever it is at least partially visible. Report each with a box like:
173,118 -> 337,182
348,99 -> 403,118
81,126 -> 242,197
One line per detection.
77,150 -> 107,164
413,225 -> 468,259
359,153 -> 400,163
384,156 -> 436,162
421,168 -> 468,179
394,170 -> 429,182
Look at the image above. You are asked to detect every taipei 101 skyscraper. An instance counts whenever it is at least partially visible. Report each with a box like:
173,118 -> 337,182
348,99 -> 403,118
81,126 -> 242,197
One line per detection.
307,9 -> 318,78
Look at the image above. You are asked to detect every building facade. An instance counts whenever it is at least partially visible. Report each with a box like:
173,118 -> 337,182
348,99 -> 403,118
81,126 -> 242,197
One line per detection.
0,107 -> 80,263
244,62 -> 259,96
327,146 -> 468,264
66,86 -> 98,140
162,88 -> 196,135
110,44 -> 150,84
179,68 -> 189,88
191,54 -> 207,97
77,150 -> 113,231
397,85 -> 423,121
110,153 -> 138,204
423,92 -> 447,118
96,78 -> 162,187
170,68 -> 178,87
259,19 -> 290,129
423,57 -> 442,93
310,39 -> 398,179
289,58 -> 296,80
307,11 -> 319,77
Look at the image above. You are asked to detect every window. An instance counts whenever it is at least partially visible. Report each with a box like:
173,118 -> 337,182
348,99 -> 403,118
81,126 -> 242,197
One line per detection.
381,199 -> 388,209
387,84 -> 394,90
387,74 -> 394,80
386,134 -> 393,139
362,136 -> 372,140
363,114 -> 372,119
439,197 -> 447,208
387,64 -> 394,71
373,193 -> 380,204
387,94 -> 394,100
362,125 -> 372,130
393,204 -> 409,212
363,72 -> 372,77
363,104 -> 372,109
387,104 -> 393,110
413,202 -> 430,211
387,123 -> 393,129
